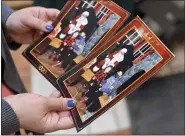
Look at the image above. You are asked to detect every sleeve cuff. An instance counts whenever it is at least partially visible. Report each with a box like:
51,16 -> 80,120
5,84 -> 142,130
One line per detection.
1,99 -> 20,135
2,2 -> 14,30
8,42 -> 22,50
2,3 -> 22,50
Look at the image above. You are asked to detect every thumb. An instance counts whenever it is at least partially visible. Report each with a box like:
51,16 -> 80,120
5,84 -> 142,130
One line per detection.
47,97 -> 76,111
25,17 -> 54,32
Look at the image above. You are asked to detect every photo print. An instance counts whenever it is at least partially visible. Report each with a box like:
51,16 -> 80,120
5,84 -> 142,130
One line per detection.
57,17 -> 175,131
23,0 -> 130,88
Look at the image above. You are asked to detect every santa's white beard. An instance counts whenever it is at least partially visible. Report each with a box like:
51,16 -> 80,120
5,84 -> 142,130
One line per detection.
103,54 -> 124,69
112,54 -> 124,63
76,16 -> 88,26
68,17 -> 88,34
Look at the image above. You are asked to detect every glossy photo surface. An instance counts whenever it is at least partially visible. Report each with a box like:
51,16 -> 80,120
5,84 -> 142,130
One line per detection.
57,17 -> 175,132
23,0 -> 130,88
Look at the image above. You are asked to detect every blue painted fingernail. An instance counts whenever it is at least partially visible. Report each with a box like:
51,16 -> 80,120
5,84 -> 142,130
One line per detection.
67,100 -> 76,108
46,25 -> 53,31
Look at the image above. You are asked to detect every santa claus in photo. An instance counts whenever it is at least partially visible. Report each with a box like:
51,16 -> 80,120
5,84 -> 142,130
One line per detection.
93,48 -> 128,72
63,31 -> 80,47
59,11 -> 90,39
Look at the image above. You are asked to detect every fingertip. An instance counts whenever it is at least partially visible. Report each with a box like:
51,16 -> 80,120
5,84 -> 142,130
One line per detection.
50,91 -> 62,98
52,8 -> 60,17
46,8 -> 61,20
55,10 -> 60,17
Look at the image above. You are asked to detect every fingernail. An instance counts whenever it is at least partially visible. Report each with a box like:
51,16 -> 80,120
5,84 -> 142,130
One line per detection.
67,100 -> 76,108
45,25 -> 53,31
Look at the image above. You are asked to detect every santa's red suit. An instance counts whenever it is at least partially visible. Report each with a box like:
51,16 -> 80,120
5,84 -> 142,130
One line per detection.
59,11 -> 89,39
93,49 -> 125,72
63,35 -> 76,47
94,70 -> 107,84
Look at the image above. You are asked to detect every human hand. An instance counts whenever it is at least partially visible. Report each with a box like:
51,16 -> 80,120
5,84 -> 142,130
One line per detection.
5,7 -> 60,44
4,91 -> 75,133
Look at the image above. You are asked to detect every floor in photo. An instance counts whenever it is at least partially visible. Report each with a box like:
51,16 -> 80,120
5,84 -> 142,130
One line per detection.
36,54 -> 65,77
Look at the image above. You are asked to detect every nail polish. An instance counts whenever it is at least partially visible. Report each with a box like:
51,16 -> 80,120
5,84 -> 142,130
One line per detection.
67,100 -> 76,108
46,25 -> 53,31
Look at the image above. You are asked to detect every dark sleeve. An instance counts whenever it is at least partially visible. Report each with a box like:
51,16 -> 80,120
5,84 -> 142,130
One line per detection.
2,3 -> 22,50
2,2 -> 14,30
1,99 -> 20,135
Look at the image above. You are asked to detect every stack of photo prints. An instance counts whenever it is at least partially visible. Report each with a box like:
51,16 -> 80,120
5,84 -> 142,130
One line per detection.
23,0 -> 175,132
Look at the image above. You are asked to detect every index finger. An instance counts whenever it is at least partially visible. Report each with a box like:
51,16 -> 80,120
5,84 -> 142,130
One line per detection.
46,8 -> 60,21
49,90 -> 62,98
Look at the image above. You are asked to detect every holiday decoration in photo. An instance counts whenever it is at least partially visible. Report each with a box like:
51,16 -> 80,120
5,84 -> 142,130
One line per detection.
56,17 -> 174,131
29,0 -> 129,78
63,27 -> 163,122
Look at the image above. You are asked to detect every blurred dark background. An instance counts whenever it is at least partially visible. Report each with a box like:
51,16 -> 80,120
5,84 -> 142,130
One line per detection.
33,0 -> 185,50
135,0 -> 185,50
